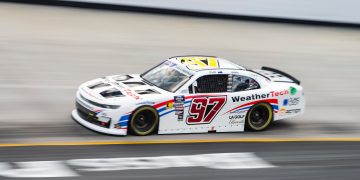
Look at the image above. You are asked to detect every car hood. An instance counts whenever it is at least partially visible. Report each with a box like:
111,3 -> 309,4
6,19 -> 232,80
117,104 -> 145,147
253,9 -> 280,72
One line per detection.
78,74 -> 169,105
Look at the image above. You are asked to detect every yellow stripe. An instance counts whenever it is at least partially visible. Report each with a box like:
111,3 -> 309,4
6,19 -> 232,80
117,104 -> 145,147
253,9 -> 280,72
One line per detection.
1,137 -> 360,147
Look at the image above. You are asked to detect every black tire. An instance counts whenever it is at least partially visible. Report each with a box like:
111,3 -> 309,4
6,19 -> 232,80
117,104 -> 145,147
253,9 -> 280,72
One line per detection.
129,106 -> 159,136
245,102 -> 273,131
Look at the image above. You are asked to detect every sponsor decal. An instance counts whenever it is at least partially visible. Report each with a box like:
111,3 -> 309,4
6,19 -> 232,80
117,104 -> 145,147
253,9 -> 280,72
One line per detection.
279,107 -> 286,116
187,96 -> 227,125
232,94 -> 269,102
231,90 -> 288,103
270,89 -> 289,97
174,95 -> 185,121
177,114 -> 184,121
124,89 -> 140,100
174,103 -> 184,108
229,119 -> 244,125
166,102 -> 174,109
175,111 -> 184,115
283,99 -> 288,106
174,107 -> 184,111
288,97 -> 300,106
290,86 -> 297,95
286,109 -> 301,114
229,114 -> 245,120
174,95 -> 185,102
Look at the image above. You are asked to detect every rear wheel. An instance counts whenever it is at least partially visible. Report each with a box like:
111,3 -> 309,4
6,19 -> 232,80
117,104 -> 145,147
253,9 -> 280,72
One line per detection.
129,106 -> 159,136
245,102 -> 273,131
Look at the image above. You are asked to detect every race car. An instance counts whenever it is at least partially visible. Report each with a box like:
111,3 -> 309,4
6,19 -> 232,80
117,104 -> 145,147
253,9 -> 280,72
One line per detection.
72,56 -> 305,136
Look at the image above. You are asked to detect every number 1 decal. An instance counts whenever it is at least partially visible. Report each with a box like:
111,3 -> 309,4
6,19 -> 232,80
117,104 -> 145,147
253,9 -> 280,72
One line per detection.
187,96 -> 227,125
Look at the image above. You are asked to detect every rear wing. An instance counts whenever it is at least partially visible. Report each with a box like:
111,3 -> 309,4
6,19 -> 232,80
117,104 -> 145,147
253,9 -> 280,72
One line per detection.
261,66 -> 300,85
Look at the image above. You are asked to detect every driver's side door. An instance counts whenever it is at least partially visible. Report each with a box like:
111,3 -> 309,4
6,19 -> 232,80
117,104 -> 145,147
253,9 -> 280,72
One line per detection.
183,74 -> 231,132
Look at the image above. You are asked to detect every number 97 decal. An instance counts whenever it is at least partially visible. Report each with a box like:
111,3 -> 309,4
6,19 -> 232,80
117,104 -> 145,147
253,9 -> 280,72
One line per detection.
186,96 -> 227,125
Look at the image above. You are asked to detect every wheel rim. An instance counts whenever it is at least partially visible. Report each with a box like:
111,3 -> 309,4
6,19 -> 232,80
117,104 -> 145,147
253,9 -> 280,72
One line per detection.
248,103 -> 272,130
129,106 -> 159,136
134,111 -> 155,132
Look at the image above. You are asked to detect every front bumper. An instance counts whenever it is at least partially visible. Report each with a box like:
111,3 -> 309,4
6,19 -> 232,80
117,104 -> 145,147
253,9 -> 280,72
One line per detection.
72,110 -> 127,136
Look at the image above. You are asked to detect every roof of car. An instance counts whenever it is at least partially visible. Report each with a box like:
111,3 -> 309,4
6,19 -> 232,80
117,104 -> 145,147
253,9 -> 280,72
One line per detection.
168,55 -> 246,71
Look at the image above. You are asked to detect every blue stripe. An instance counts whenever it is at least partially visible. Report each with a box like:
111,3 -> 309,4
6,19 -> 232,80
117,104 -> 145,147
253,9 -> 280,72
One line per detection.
272,105 -> 279,110
233,106 -> 251,112
157,107 -> 167,113
120,114 -> 130,120
231,104 -> 279,113
184,100 -> 192,104
119,121 -> 128,126
118,114 -> 130,126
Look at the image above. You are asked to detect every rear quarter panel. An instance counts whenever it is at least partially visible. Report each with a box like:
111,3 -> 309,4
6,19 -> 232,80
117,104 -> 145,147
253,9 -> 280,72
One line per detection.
269,83 -> 305,121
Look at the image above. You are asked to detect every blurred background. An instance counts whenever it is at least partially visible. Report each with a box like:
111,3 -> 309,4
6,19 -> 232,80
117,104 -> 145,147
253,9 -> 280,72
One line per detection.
0,0 -> 360,179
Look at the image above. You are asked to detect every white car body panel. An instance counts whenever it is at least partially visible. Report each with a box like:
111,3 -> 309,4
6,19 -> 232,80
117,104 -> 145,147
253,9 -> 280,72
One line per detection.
72,56 -> 305,136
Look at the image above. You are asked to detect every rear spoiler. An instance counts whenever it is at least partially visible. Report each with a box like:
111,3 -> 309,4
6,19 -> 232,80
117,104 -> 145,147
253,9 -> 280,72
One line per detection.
261,66 -> 300,85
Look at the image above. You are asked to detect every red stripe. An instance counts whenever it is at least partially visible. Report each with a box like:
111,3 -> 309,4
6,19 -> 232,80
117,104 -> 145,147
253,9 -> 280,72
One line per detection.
153,99 -> 174,108
153,94 -> 218,109
224,99 -> 278,115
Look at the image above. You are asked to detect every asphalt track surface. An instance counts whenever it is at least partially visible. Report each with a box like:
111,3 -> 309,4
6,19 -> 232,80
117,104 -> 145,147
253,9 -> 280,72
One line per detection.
1,2 -> 360,179
1,142 -> 360,179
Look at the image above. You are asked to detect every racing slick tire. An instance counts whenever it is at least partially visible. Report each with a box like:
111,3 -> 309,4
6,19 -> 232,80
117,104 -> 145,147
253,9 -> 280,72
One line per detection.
129,106 -> 159,136
245,102 -> 273,131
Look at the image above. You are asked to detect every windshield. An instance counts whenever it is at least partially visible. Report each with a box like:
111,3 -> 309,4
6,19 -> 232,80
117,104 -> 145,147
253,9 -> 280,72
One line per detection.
141,61 -> 191,92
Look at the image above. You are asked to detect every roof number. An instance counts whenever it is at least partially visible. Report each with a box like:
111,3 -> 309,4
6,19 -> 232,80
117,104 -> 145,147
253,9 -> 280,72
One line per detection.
178,57 -> 219,70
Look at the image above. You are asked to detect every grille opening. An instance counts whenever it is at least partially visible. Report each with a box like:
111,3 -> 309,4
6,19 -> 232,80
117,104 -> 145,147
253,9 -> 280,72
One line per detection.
100,88 -> 123,98
123,82 -> 146,87
135,89 -> 160,95
76,102 -> 111,128
88,82 -> 110,89
80,94 -> 119,109
113,75 -> 132,81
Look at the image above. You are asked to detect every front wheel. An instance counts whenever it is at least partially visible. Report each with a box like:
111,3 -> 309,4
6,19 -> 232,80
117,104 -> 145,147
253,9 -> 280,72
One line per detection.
245,102 -> 273,131
129,106 -> 159,136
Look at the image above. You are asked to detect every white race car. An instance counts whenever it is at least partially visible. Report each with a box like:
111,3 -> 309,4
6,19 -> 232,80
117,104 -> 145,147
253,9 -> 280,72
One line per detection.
72,56 -> 305,136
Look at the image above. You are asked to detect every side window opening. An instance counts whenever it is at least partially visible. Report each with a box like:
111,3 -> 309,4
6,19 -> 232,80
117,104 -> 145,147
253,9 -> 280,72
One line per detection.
232,75 -> 260,92
191,75 -> 228,93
